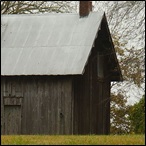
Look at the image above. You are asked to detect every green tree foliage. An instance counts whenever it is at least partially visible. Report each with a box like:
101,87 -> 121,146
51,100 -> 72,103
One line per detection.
129,95 -> 145,134
110,93 -> 131,134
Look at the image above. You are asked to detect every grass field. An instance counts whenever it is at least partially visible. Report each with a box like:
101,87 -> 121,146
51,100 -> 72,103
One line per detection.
1,134 -> 145,145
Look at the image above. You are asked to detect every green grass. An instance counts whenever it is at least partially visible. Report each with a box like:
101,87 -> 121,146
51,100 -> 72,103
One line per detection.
1,135 -> 145,145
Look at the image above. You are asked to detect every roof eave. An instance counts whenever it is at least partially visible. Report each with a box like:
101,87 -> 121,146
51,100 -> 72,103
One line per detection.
103,13 -> 123,82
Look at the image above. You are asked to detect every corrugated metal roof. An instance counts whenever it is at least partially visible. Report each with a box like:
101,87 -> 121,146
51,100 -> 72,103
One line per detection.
1,12 -> 104,75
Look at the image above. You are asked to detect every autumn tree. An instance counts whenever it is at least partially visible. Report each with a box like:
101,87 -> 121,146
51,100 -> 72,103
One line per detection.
110,93 -> 131,134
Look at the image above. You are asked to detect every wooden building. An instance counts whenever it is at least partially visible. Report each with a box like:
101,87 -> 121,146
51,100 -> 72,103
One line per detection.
1,1 -> 123,135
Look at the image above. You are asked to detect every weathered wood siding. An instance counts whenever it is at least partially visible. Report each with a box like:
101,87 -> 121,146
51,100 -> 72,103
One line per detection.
96,52 -> 111,135
73,45 -> 99,134
1,76 -> 73,135
73,38 -> 111,134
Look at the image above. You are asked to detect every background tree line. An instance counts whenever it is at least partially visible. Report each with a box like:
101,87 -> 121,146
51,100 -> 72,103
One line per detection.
1,1 -> 145,134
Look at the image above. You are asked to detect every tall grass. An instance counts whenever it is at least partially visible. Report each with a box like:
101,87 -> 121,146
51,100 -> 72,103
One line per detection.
1,135 -> 145,145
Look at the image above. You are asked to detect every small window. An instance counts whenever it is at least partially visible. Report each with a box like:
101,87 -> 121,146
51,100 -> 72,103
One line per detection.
97,52 -> 104,78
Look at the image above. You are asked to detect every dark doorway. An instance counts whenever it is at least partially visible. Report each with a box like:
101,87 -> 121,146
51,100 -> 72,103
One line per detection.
4,105 -> 22,134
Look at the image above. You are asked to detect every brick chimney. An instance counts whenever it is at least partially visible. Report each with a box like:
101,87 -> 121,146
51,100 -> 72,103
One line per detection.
79,1 -> 92,17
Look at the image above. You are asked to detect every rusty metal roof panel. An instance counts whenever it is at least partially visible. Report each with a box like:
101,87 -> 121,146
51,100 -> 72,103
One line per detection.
1,12 -> 104,75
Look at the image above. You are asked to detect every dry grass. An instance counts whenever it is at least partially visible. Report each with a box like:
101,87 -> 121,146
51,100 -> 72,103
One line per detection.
1,134 -> 145,145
